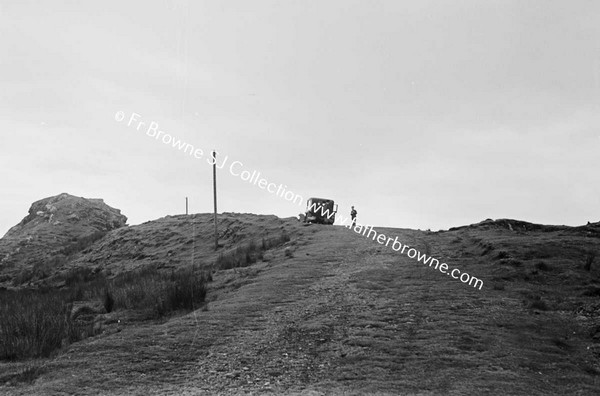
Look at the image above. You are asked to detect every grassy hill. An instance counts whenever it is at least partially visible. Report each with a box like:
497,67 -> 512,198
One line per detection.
0,197 -> 599,394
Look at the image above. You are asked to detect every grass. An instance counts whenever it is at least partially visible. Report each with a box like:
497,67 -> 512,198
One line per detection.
4,216 -> 600,394
480,243 -> 494,256
423,241 -> 432,256
534,261 -> 552,271
528,299 -> 549,311
584,251 -> 596,271
58,230 -> 107,257
0,288 -> 78,360
10,231 -> 108,287
108,265 -> 209,316
496,250 -> 509,259
0,364 -> 47,386
216,231 -> 291,270
216,240 -> 262,270
103,288 -> 114,313
64,266 -> 101,286
12,258 -> 66,286
523,292 -> 550,311
0,264 -> 211,361
581,286 -> 600,297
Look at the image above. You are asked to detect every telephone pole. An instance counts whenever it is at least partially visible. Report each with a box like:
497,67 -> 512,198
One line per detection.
185,197 -> 188,215
213,150 -> 218,250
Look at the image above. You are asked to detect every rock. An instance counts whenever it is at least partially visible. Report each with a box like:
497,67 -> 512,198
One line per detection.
0,193 -> 127,286
71,301 -> 107,320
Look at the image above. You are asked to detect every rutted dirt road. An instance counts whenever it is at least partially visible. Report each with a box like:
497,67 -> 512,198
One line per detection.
3,219 -> 600,395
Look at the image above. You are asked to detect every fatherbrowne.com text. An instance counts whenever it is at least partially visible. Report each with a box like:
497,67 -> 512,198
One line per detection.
307,202 -> 484,290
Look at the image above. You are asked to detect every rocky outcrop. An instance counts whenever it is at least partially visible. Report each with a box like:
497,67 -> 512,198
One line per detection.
5,193 -> 126,236
0,193 -> 127,284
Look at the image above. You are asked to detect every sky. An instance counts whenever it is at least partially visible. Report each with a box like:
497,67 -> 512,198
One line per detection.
1,0 -> 599,236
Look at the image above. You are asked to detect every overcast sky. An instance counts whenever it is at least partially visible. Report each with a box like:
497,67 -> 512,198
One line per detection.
1,0 -> 599,236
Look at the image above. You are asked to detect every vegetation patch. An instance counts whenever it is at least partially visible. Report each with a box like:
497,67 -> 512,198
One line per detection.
584,251 -> 596,271
480,243 -> 494,256
534,261 -> 552,271
528,298 -> 549,311
0,264 -> 211,361
0,288 -> 78,360
215,231 -> 291,270
495,251 -> 509,260
500,258 -> 523,267
581,286 -> 600,297
58,231 -> 107,257
0,364 -> 46,386
108,265 -> 209,316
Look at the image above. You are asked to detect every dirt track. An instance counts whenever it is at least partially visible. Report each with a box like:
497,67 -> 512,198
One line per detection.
3,220 -> 600,395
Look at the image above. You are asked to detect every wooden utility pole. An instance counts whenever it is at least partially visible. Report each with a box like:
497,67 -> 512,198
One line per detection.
213,150 -> 218,250
185,197 -> 188,215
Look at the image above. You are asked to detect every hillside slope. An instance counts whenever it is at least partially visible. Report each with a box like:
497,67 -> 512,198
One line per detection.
0,193 -> 296,288
1,215 -> 600,395
64,212 -> 297,276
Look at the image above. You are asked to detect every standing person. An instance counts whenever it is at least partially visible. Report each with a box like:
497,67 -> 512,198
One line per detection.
351,206 -> 357,227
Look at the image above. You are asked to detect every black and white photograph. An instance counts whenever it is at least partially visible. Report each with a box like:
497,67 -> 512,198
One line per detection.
1,1 -> 599,394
